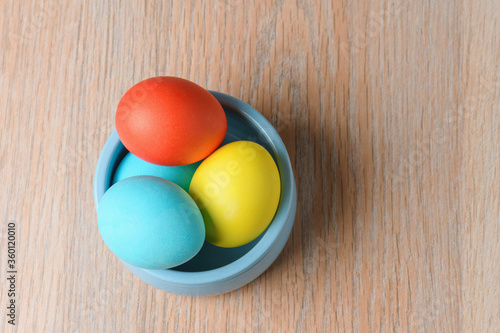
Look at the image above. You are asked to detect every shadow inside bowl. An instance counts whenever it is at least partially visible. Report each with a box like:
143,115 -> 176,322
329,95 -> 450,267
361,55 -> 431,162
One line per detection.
172,236 -> 263,272
106,102 -> 281,272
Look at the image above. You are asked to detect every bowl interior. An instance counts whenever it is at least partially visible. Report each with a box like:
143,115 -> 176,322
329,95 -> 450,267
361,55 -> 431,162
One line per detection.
102,99 -> 282,272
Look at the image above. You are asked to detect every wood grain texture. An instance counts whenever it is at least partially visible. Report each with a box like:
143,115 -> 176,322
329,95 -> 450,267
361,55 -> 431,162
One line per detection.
1,0 -> 499,332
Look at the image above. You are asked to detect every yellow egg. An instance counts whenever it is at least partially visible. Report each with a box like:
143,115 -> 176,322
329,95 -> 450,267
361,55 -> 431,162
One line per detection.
189,141 -> 281,247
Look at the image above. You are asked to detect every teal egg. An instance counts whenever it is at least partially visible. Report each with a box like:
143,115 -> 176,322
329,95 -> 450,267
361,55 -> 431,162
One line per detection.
113,153 -> 201,192
97,176 -> 205,270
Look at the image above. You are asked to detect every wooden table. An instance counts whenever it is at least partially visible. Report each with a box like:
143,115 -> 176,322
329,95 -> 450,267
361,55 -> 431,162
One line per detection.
1,1 -> 499,332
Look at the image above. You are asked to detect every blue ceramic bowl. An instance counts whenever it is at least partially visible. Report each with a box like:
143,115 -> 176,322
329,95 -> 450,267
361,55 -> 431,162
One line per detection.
94,91 -> 297,296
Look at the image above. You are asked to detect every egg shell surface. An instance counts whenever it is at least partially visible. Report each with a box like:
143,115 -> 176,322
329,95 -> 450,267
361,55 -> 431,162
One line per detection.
112,152 -> 200,192
115,76 -> 227,166
97,176 -> 205,269
189,141 -> 281,248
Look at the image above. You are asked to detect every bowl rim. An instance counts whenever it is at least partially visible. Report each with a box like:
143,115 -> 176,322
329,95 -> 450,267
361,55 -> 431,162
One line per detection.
94,91 -> 296,286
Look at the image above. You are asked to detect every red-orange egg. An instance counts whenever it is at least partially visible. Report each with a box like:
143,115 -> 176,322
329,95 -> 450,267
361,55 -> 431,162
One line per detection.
116,77 -> 227,166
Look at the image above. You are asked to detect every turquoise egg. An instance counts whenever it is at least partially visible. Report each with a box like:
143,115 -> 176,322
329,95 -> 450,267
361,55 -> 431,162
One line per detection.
113,152 -> 201,192
97,176 -> 205,270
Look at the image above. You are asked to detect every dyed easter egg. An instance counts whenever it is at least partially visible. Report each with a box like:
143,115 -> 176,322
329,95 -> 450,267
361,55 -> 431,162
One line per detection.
189,141 -> 281,248
113,152 -> 200,192
115,76 -> 227,166
97,176 -> 205,269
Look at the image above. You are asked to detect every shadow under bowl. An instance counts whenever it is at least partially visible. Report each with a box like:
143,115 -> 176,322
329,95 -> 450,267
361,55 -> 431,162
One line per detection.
94,91 -> 297,296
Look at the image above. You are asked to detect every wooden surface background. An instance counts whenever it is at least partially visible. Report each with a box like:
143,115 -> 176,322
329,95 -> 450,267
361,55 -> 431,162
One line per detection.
1,0 -> 499,332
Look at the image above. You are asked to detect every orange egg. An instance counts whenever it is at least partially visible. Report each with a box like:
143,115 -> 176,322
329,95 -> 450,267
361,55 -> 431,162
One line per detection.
116,77 -> 227,166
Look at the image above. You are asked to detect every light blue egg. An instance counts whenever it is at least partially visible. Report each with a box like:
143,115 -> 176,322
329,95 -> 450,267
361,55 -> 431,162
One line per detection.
97,176 -> 205,270
112,153 -> 201,192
